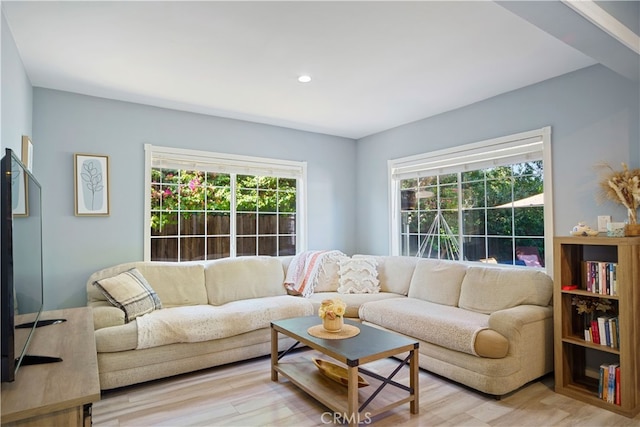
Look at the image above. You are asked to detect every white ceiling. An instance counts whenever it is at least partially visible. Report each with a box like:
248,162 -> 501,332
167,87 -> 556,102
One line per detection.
3,1 -> 628,139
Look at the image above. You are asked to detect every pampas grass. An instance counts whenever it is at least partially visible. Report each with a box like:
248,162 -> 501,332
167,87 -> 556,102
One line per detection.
596,162 -> 640,224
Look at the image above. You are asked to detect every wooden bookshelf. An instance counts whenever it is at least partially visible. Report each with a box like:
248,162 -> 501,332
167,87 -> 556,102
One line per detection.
553,236 -> 640,417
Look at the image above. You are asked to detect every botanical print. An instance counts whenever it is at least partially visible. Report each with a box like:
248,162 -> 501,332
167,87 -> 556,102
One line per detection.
80,159 -> 105,211
75,154 -> 109,216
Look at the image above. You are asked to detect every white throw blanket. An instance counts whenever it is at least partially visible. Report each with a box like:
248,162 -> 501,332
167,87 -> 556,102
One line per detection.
135,296 -> 314,349
136,305 -> 224,349
284,250 -> 345,297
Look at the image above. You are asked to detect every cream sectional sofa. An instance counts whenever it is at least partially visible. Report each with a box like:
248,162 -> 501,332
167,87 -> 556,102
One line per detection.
351,256 -> 554,396
86,257 -> 314,390
87,254 -> 553,396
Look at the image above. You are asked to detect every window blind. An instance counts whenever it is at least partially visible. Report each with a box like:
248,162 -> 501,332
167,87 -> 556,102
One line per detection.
147,144 -> 305,179
390,130 -> 545,180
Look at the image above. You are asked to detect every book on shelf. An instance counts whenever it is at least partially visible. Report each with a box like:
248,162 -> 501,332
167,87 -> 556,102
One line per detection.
584,316 -> 619,349
616,365 -> 621,406
591,320 -> 601,345
609,317 -> 618,349
599,363 -> 608,400
610,263 -> 617,296
583,261 -> 617,296
598,316 -> 613,347
608,364 -> 617,403
599,363 -> 621,406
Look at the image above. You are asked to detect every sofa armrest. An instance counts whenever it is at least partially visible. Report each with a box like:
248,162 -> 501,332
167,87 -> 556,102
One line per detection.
488,304 -> 554,381
89,302 -> 125,330
488,304 -> 552,340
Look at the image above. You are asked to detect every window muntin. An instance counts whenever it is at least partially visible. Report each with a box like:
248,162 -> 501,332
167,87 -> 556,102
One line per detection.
145,145 -> 306,262
390,127 -> 552,271
150,168 -> 233,261
235,175 -> 297,257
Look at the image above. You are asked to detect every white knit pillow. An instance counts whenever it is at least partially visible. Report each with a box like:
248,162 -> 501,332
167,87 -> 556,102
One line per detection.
337,257 -> 380,294
314,256 -> 342,292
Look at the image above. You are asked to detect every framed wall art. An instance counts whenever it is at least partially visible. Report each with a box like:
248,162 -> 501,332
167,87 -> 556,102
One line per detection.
74,153 -> 110,216
12,161 -> 28,217
21,135 -> 33,172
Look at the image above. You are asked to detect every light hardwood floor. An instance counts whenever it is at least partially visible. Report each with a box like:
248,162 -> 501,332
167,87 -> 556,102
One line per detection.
92,349 -> 640,427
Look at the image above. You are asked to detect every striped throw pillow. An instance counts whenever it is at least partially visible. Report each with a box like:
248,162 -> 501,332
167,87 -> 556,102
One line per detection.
94,268 -> 162,322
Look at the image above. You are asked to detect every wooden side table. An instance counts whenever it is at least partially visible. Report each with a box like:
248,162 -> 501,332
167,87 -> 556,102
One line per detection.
1,307 -> 100,426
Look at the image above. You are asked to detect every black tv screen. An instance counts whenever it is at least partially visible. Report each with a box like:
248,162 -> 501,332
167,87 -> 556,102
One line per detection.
1,148 -> 44,382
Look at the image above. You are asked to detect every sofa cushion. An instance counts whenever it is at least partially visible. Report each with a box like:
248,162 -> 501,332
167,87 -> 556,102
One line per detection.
408,259 -> 468,306
308,292 -> 404,318
93,268 -> 162,323
458,266 -> 553,314
205,257 -> 285,305
337,256 -> 380,294
95,321 -> 138,352
359,298 -> 506,358
278,256 -> 294,272
87,262 -> 207,307
135,262 -> 207,307
353,255 -> 418,295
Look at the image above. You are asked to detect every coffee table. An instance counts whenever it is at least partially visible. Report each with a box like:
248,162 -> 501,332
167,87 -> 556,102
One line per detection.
271,316 -> 419,426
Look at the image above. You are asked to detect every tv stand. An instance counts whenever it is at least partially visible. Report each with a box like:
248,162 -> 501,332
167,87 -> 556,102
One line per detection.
19,355 -> 63,365
1,308 -> 99,426
15,318 -> 67,329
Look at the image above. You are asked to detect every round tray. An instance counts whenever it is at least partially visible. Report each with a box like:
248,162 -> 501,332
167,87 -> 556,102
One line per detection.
307,324 -> 360,339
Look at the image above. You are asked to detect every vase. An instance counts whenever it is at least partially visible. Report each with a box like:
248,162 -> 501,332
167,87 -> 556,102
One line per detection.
626,223 -> 640,236
628,208 -> 637,225
322,316 -> 343,332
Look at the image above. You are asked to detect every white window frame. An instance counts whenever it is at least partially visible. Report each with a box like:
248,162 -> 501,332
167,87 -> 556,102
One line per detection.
388,127 -> 554,275
144,144 -> 308,261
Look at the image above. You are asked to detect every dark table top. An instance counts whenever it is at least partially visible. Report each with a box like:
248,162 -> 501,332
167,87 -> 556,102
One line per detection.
271,316 -> 418,366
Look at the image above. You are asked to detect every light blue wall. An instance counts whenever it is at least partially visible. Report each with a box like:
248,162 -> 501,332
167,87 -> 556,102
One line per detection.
32,89 -> 356,309
1,10 -> 32,152
356,65 -> 639,255
27,65 -> 640,309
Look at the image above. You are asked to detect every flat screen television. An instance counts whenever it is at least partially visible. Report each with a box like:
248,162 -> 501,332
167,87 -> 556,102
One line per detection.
1,148 -> 62,383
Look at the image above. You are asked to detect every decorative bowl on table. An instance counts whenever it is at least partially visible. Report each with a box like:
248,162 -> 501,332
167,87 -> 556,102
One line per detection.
312,358 -> 369,388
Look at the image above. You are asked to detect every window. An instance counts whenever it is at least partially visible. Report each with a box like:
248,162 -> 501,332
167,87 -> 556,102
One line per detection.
389,127 -> 553,272
144,145 -> 307,261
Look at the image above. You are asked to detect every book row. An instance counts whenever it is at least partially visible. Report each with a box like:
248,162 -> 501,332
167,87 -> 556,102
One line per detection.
583,261 -> 617,296
584,316 -> 619,349
599,363 -> 621,406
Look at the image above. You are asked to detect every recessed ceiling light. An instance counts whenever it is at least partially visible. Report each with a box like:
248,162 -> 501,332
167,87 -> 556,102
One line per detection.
298,75 -> 312,83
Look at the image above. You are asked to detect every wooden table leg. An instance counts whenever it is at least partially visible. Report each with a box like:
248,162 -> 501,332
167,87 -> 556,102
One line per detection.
410,348 -> 419,413
347,365 -> 358,427
270,326 -> 278,381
